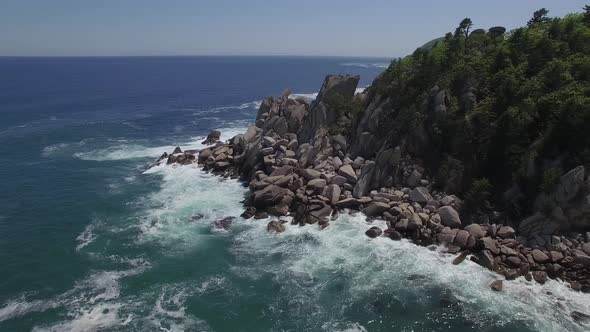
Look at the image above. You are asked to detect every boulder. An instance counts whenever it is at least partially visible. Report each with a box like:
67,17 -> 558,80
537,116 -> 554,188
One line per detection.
252,185 -> 293,209
213,216 -> 234,230
406,169 -> 422,188
437,206 -> 462,228
338,164 -> 357,184
202,130 -> 221,144
555,166 -> 585,204
326,184 -> 341,206
299,75 -> 360,143
477,237 -> 500,255
490,280 -> 503,292
267,220 -> 286,233
262,136 -> 276,148
301,168 -> 322,181
364,202 -> 390,217
464,224 -> 486,239
365,226 -> 383,238
452,251 -> 469,265
532,249 -> 550,263
454,230 -> 471,248
496,226 -> 515,239
240,207 -> 256,219
353,161 -> 375,198
409,187 -> 432,204
307,179 -> 327,192
336,197 -> 358,208
331,175 -> 348,186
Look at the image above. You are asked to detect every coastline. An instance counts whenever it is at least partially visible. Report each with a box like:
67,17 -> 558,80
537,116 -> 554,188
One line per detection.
151,74 -> 590,295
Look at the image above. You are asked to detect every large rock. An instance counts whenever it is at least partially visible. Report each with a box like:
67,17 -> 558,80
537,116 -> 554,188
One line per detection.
307,179 -> 327,192
555,166 -> 585,204
338,164 -> 357,184
252,185 -> 294,209
353,161 -> 375,198
437,206 -> 462,228
363,202 -> 390,217
409,187 -> 432,204
365,226 -> 383,238
532,249 -> 550,263
301,168 -> 322,181
464,224 -> 486,239
496,226 -> 515,239
202,130 -> 221,144
298,75 -> 360,143
326,184 -> 341,206
267,220 -> 286,233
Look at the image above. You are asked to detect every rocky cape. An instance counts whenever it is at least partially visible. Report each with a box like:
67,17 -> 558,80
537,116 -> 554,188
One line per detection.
151,75 -> 590,292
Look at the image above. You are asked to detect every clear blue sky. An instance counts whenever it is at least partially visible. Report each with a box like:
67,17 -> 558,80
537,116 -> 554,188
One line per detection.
0,0 -> 587,57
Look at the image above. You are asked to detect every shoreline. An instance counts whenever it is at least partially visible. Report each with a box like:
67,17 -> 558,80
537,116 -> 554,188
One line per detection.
150,74 -> 590,294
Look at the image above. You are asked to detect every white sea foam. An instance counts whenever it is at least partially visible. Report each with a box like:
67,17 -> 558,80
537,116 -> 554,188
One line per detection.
137,164 -> 247,251
41,140 -> 88,158
205,100 -> 262,114
231,214 -> 590,331
73,127 -> 245,162
0,259 -> 149,331
75,224 -> 97,251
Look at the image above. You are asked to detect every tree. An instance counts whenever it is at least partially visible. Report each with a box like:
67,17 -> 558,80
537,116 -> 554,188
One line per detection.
584,5 -> 590,25
455,18 -> 473,37
527,8 -> 550,26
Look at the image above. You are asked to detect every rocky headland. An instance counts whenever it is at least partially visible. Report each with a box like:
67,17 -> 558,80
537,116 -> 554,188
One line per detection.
150,11 -> 590,293
150,74 -> 590,292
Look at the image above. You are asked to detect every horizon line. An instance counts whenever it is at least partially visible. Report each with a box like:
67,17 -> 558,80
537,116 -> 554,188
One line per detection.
0,54 -> 396,60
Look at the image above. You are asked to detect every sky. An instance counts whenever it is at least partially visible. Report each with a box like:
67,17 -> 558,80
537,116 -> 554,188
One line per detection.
0,0 -> 588,57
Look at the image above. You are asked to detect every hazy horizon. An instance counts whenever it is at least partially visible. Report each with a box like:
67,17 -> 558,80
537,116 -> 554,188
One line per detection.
1,0 -> 588,58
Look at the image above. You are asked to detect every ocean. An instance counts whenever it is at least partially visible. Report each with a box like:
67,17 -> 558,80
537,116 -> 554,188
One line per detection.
0,56 -> 588,332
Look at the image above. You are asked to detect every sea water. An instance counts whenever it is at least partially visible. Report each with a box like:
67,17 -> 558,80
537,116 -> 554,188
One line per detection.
0,56 -> 588,331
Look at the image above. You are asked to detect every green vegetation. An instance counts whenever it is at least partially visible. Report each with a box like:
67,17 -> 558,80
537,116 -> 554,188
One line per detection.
368,7 -> 590,211
325,93 -> 364,135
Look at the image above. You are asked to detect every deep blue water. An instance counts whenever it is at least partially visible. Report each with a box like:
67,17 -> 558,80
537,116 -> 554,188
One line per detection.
0,56 -> 588,332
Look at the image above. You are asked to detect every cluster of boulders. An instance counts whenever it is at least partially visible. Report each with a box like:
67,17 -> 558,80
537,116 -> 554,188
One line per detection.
151,74 -> 590,292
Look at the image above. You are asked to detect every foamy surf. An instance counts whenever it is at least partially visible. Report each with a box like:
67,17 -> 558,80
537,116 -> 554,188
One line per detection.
231,214 -> 590,332
71,127 -> 246,162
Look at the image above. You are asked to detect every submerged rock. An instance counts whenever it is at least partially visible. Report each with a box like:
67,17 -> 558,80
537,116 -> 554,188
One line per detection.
214,216 -> 234,230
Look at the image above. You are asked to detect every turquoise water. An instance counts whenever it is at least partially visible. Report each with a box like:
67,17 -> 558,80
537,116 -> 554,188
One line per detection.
0,57 -> 588,331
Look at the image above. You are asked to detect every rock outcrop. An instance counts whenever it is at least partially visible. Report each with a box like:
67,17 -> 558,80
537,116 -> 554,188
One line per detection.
150,74 -> 590,292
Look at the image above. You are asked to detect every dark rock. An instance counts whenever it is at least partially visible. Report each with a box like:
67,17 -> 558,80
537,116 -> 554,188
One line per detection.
240,207 -> 256,219
338,164 -> 357,184
452,251 -> 469,265
532,249 -> 550,263
477,237 -> 500,255
555,166 -> 585,204
214,216 -> 234,230
437,206 -> 462,228
490,280 -> 503,291
353,161 -> 376,198
202,130 -> 222,144
464,224 -> 486,239
385,229 -> 403,240
267,220 -> 286,233
363,202 -> 390,217
409,187 -> 432,204
496,226 -> 515,239
532,271 -> 547,284
365,226 -> 383,238
172,146 -> 182,154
